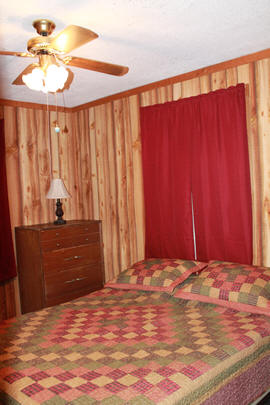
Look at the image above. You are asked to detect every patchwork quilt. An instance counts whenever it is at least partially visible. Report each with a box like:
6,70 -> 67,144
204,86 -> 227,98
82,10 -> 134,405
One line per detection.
0,288 -> 269,404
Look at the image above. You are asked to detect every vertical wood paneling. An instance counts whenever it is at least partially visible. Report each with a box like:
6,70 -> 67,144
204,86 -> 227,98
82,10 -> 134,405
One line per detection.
211,70 -> 226,90
237,63 -> 262,265
226,67 -> 238,87
200,75 -> 211,94
182,78 -> 200,98
140,91 -> 152,107
105,102 -> 121,278
49,110 -> 60,177
129,94 -> 145,261
255,58 -> 270,266
4,106 -> 22,231
88,107 -> 100,219
94,104 -> 111,280
123,97 -> 137,265
35,109 -> 52,224
113,98 -> 130,270
17,108 -> 41,225
173,82 -> 182,100
70,112 -> 83,219
77,109 -> 92,219
58,111 -> 73,221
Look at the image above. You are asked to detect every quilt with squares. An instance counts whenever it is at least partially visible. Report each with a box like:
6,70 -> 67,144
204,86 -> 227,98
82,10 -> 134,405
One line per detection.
0,288 -> 270,404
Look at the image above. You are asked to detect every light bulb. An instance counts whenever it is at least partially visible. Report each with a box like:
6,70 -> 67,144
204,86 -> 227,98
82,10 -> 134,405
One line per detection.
44,65 -> 68,93
22,68 -> 45,91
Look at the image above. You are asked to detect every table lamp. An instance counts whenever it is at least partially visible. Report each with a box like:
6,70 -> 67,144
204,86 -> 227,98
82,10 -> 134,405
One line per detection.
46,178 -> 71,224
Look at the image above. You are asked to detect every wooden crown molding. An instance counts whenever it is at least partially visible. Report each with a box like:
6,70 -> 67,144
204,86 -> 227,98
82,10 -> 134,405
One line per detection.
0,98 -> 72,113
1,47 -> 270,113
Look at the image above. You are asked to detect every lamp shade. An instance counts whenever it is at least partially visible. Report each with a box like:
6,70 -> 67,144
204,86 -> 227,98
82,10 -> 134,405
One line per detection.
46,178 -> 71,199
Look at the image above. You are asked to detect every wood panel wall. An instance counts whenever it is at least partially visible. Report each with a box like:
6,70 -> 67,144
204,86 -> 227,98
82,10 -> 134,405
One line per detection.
2,50 -> 270,319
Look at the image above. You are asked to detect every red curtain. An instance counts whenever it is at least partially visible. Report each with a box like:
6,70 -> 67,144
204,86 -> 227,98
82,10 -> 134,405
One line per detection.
140,84 -> 253,264
192,85 -> 252,263
140,101 -> 197,259
0,119 -> 17,282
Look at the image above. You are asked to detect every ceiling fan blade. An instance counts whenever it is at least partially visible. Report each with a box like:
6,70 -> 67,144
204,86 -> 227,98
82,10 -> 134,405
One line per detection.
50,25 -> 98,54
63,56 -> 129,76
12,64 -> 38,85
0,50 -> 35,58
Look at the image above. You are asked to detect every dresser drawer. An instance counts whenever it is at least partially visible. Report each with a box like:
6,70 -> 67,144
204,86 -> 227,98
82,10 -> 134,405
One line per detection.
41,232 -> 100,251
40,222 -> 100,242
42,243 -> 101,273
44,265 -> 103,300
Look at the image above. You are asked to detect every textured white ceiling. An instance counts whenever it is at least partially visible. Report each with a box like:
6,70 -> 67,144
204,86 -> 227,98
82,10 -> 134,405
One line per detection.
0,0 -> 270,108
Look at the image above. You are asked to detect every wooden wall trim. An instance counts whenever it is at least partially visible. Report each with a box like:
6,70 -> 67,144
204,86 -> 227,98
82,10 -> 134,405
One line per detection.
0,98 -> 72,113
72,48 -> 270,111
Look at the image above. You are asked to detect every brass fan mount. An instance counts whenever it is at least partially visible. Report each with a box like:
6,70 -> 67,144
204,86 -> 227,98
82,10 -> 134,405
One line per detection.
33,19 -> 56,36
27,19 -> 61,55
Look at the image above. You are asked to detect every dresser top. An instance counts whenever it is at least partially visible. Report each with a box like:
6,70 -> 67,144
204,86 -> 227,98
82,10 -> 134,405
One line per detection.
15,219 -> 101,231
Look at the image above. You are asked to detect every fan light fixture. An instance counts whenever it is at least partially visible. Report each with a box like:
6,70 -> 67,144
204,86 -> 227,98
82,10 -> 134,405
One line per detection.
1,19 -> 129,94
22,62 -> 68,93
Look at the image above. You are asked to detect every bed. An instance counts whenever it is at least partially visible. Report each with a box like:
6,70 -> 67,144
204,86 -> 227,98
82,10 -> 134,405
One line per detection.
0,258 -> 269,404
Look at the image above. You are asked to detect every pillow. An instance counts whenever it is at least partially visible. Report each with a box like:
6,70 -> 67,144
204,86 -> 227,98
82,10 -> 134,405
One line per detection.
173,260 -> 270,316
105,258 -> 208,293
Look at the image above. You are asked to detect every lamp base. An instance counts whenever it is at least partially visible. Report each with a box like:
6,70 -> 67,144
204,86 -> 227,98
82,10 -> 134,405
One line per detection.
54,218 -> 66,225
54,199 -> 66,225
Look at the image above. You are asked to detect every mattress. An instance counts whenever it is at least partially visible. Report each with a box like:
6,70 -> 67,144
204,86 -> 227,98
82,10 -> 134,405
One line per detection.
0,288 -> 269,404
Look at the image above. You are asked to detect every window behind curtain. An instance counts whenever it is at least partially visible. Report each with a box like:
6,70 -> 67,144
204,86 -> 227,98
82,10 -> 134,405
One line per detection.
140,84 -> 253,265
0,119 -> 17,282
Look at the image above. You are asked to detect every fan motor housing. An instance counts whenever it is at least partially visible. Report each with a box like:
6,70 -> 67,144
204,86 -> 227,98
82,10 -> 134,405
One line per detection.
27,37 -> 63,55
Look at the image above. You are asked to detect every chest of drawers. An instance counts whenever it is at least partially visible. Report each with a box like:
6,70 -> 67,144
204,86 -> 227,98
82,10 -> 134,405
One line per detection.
15,220 -> 104,314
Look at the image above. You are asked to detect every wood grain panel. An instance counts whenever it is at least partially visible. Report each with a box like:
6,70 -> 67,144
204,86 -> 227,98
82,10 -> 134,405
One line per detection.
35,109 -> 52,224
94,103 -> 111,281
123,97 -> 137,265
4,106 -> 22,231
255,58 -> 270,266
182,78 -> 200,98
211,70 -> 226,90
173,82 -> 182,100
88,107 -> 100,220
200,75 -> 211,94
17,108 -> 41,225
105,102 -> 121,278
237,63 -> 262,265
113,98 -> 131,271
226,67 -> 238,87
128,94 -> 145,262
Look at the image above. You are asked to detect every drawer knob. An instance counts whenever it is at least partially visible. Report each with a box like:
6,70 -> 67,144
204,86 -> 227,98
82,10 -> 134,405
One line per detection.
55,232 -> 59,236
85,228 -> 89,231
56,243 -> 60,247
64,255 -> 83,261
65,276 -> 87,284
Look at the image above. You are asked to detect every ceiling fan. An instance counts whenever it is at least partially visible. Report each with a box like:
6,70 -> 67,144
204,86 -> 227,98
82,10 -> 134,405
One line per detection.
0,19 -> 129,92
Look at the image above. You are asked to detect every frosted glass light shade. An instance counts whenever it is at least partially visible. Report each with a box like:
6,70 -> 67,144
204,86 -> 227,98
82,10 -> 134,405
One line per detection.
22,64 -> 68,93
46,179 -> 71,199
